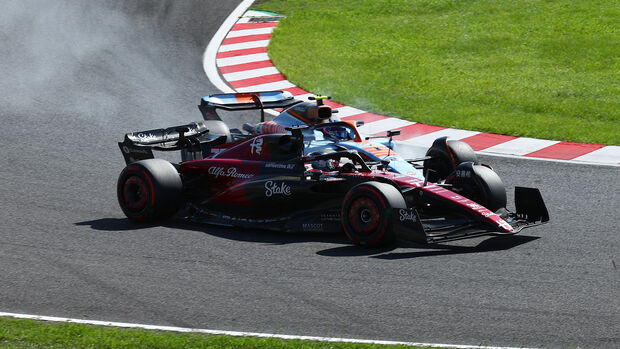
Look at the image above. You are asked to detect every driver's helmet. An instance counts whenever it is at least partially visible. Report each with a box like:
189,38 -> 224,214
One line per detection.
308,150 -> 338,171
322,125 -> 351,141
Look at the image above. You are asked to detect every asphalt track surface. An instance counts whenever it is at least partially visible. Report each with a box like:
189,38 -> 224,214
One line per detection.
1,1 -> 618,348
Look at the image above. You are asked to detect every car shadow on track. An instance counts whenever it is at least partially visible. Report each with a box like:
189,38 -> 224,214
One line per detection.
78,218 -> 539,259
75,217 -> 161,231
317,235 -> 540,259
76,217 -> 351,245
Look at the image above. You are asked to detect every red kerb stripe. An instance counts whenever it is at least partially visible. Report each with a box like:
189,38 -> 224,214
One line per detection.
283,87 -> 310,96
460,133 -> 518,151
231,22 -> 278,31
324,100 -> 346,109
219,60 -> 274,74
228,73 -> 287,88
524,142 -> 605,160
216,47 -> 267,59
385,123 -> 445,140
222,33 -> 271,45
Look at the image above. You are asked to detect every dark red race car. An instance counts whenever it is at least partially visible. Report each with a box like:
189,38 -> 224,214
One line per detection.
116,99 -> 548,247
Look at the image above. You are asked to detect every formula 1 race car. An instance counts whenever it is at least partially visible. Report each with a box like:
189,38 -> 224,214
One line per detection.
116,92 -> 549,246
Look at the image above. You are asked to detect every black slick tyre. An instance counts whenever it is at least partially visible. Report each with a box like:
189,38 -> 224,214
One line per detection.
446,162 -> 507,212
423,136 -> 478,182
341,182 -> 406,247
117,159 -> 183,222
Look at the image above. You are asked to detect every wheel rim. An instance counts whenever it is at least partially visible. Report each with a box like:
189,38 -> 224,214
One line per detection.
348,197 -> 381,235
123,176 -> 149,212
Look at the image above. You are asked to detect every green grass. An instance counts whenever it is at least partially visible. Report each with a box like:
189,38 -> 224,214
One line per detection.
0,317 -> 434,348
252,0 -> 620,145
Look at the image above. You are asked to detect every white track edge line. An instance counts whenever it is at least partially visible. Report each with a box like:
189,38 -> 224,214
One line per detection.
0,312 -> 538,349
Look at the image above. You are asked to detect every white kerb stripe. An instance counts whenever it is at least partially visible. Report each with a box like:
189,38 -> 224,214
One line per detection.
226,27 -> 274,38
223,67 -> 280,81
0,312 -> 539,349
219,40 -> 270,52
357,118 -> 414,135
217,53 -> 271,67
571,145 -> 620,165
235,80 -> 295,92
334,106 -> 367,118
483,137 -> 560,156
292,93 -> 314,101
405,129 -> 480,146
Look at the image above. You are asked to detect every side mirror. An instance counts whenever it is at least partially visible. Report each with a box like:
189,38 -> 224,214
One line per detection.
387,129 -> 401,137
356,120 -> 365,127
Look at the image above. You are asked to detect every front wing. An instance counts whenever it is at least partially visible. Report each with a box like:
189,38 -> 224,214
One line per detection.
393,187 -> 549,244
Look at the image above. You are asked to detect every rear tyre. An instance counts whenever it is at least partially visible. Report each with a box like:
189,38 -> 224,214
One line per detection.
117,159 -> 183,222
446,162 -> 507,212
423,136 -> 478,182
341,182 -> 406,247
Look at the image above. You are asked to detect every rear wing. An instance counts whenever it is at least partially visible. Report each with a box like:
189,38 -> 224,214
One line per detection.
199,90 -> 302,122
118,121 -> 226,165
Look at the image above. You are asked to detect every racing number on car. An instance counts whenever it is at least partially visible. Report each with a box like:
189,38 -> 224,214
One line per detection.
250,137 -> 263,155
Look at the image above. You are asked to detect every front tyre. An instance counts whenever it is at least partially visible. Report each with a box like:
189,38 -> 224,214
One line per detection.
423,136 -> 478,183
341,182 -> 406,247
117,159 -> 183,222
446,162 -> 507,212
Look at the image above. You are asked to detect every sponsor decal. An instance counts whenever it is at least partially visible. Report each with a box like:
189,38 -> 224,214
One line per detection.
250,137 -> 263,155
136,132 -> 159,142
399,209 -> 417,222
265,181 -> 291,197
265,162 -> 297,169
466,202 -> 484,210
302,223 -> 323,232
497,219 -> 513,231
208,166 -> 253,179
320,212 -> 341,222
123,146 -> 150,154
455,169 -> 472,178
265,162 -> 287,169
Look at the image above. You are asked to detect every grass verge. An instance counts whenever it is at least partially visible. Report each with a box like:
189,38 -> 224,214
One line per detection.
0,316 -> 436,348
252,0 -> 619,145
